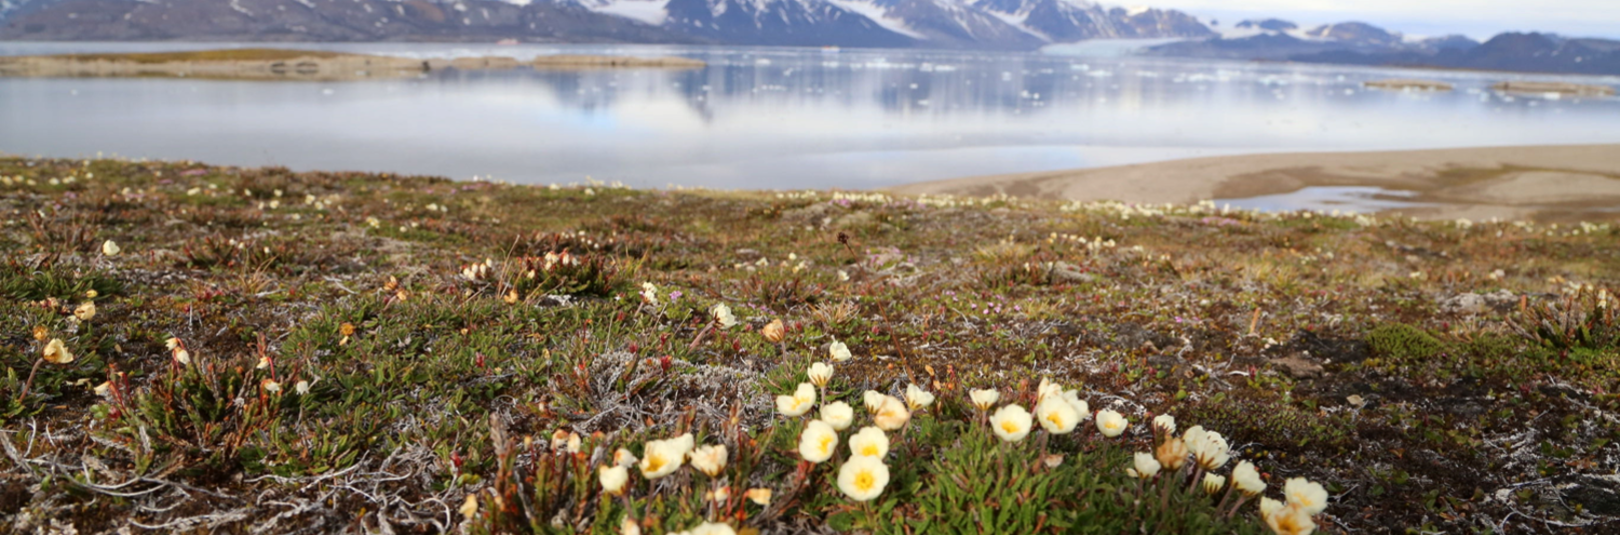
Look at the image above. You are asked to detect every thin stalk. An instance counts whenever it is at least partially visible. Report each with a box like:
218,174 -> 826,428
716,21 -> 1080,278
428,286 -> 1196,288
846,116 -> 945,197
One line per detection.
15,358 -> 44,404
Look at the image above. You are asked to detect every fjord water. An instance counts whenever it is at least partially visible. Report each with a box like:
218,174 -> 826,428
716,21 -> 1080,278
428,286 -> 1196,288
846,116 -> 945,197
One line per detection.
3,42 -> 1619,191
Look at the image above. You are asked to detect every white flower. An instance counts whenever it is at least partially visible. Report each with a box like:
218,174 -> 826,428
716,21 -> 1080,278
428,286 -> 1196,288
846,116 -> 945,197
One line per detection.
459,494 -> 478,518
1261,497 -> 1317,535
1036,377 -> 1063,404
836,456 -> 890,502
614,448 -> 638,467
621,517 -> 641,535
685,522 -> 737,535
639,282 -> 659,305
101,240 -> 121,256
1185,426 -> 1231,470
798,419 -> 838,463
820,401 -> 855,431
745,488 -> 772,506
73,301 -> 96,321
1095,409 -> 1128,438
829,341 -> 852,362
1132,452 -> 1161,479
863,390 -> 885,413
970,388 -> 999,411
639,436 -> 688,479
691,444 -> 728,477
848,426 -> 889,458
294,380 -> 311,395
599,465 -> 629,494
873,395 -> 911,431
807,362 -> 834,388
776,383 -> 817,417
1062,390 -> 1089,420
670,433 -> 695,457
261,379 -> 281,393
1202,473 -> 1227,496
1233,461 -> 1265,496
904,384 -> 935,411
1034,396 -> 1081,434
1155,437 -> 1187,471
42,338 -> 74,364
1283,477 -> 1329,515
990,404 -> 1033,442
711,303 -> 738,328
93,381 -> 112,397
1153,414 -> 1176,436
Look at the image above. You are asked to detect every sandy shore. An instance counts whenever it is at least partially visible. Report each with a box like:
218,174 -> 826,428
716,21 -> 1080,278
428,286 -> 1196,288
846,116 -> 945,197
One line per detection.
890,144 -> 1620,222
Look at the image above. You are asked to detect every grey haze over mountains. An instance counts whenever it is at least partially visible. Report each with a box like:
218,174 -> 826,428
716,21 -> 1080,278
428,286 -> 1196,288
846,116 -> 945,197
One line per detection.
0,0 -> 1211,49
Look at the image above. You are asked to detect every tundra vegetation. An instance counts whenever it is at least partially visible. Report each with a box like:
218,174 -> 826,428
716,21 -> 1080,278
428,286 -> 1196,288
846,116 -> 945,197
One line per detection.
0,156 -> 1616,533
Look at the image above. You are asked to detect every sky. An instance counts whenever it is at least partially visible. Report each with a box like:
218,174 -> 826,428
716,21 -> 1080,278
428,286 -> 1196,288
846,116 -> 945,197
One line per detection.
1149,0 -> 1620,40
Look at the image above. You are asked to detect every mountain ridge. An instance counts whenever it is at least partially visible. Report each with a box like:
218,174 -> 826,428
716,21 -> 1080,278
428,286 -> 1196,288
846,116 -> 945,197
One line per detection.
0,0 -> 1212,49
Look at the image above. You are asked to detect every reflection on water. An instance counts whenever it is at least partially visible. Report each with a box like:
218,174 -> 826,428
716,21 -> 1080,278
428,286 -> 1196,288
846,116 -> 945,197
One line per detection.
2,42 -> 1619,190
1216,186 -> 1439,214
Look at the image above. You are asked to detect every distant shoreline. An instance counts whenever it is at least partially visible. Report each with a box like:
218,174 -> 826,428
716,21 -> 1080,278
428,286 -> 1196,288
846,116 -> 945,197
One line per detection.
890,144 -> 1620,222
0,48 -> 704,81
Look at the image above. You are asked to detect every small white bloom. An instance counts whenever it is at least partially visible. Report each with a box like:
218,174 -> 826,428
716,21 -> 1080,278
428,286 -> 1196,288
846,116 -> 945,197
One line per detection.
970,388 -> 1000,411
101,240 -> 121,256
710,303 -> 738,328
1132,452 -> 1161,479
1202,473 -> 1227,496
829,341 -> 852,362
1185,426 -> 1231,470
639,436 -> 688,479
1153,414 -> 1176,435
820,401 -> 855,431
798,419 -> 838,463
1095,410 -> 1128,438
807,362 -> 834,387
691,444 -> 728,477
848,426 -> 889,458
42,338 -> 74,364
1034,396 -> 1081,434
863,390 -> 885,413
599,465 -> 629,494
873,395 -> 911,431
776,383 -> 817,417
904,384 -> 935,411
836,456 -> 890,502
1283,477 -> 1329,515
1232,461 -> 1265,496
990,404 -> 1033,442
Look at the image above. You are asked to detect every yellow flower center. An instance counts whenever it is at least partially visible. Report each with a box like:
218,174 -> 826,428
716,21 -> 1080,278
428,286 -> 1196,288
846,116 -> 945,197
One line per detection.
854,471 -> 875,492
1000,420 -> 1021,434
1046,413 -> 1064,427
818,435 -> 834,454
645,455 -> 666,473
861,445 -> 879,456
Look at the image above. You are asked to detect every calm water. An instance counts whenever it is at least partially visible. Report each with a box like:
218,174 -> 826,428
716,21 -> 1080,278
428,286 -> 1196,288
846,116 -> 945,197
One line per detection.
2,42 -> 1619,191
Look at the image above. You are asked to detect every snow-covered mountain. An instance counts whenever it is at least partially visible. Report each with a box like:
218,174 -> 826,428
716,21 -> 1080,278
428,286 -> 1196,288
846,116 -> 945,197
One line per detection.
0,0 -> 1217,49
567,0 -> 1209,49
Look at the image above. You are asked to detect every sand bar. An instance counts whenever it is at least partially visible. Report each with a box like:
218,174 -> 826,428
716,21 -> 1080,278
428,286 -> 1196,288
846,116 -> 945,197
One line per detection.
890,144 -> 1620,222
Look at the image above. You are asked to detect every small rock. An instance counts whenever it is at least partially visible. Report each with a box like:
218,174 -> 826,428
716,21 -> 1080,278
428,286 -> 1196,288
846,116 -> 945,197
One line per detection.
1044,261 -> 1095,284
834,211 -> 874,229
1270,353 -> 1324,379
